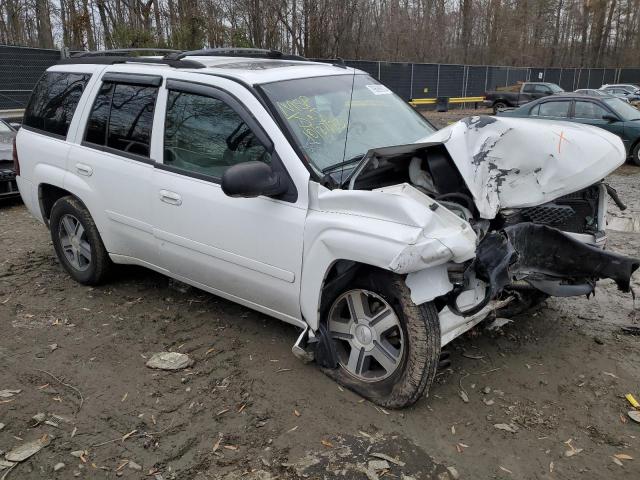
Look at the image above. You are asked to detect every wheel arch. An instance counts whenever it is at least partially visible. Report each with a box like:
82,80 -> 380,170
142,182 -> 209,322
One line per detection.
628,136 -> 640,161
302,255 -> 394,332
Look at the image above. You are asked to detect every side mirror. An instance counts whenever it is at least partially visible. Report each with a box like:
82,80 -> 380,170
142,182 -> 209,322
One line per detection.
602,114 -> 619,122
221,161 -> 287,198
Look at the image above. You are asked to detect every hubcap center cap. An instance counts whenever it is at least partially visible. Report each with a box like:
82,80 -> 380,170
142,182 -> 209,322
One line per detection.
355,324 -> 373,345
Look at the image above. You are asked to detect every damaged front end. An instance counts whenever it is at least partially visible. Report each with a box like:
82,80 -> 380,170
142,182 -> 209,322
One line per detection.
346,115 -> 639,326
450,223 -> 639,317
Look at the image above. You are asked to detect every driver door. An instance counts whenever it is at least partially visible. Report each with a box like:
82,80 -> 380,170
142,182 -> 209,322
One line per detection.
151,79 -> 306,323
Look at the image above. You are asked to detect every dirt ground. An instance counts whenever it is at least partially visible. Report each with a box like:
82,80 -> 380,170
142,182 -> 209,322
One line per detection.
2,110 -> 640,479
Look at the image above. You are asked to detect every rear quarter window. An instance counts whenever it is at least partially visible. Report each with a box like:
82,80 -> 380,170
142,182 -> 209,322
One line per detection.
23,72 -> 91,138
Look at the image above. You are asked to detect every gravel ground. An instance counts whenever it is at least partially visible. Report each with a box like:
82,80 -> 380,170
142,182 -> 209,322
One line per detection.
1,111 -> 640,479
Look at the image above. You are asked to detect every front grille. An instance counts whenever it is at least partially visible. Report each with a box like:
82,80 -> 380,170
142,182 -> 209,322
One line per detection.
500,185 -> 601,234
521,204 -> 576,226
523,185 -> 600,234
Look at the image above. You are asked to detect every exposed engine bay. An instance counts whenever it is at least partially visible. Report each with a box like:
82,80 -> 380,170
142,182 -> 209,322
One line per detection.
327,116 -> 639,317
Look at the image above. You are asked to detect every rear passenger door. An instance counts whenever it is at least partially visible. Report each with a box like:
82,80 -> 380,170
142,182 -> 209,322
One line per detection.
66,73 -> 162,267
529,100 -> 571,121
152,79 -> 306,323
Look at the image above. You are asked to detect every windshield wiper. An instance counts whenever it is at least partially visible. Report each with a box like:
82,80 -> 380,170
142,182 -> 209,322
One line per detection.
321,153 -> 367,174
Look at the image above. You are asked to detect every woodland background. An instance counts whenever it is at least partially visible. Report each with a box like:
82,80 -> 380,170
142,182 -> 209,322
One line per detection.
1,1 -> 639,67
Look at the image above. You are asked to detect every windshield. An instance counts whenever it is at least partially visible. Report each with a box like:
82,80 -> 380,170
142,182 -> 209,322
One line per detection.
0,121 -> 12,133
261,74 -> 435,173
603,97 -> 640,120
548,83 -> 564,93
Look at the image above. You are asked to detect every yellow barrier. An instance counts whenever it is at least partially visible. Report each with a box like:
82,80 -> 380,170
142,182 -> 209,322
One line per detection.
409,96 -> 485,106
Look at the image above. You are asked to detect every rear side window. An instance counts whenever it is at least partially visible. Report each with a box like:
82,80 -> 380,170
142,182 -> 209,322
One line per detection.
24,72 -> 91,137
536,101 -> 570,118
85,82 -> 158,157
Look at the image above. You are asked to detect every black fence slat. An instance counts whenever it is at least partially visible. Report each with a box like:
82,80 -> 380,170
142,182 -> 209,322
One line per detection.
437,64 -> 465,97
378,62 -> 412,100
411,63 -> 439,99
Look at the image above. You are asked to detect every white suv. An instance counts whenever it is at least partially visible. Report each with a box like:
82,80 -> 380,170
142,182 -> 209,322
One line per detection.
15,49 -> 638,408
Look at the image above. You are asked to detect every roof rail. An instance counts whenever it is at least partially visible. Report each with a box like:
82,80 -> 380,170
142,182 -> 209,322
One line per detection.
58,55 -> 205,69
165,47 -> 308,62
72,48 -> 182,58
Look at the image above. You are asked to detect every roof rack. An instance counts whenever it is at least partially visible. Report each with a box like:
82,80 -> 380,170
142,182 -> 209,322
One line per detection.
165,47 -> 308,62
58,55 -> 205,69
71,48 -> 182,58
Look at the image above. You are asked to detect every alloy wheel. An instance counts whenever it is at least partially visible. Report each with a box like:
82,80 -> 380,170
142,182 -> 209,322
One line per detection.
58,214 -> 91,272
328,289 -> 404,382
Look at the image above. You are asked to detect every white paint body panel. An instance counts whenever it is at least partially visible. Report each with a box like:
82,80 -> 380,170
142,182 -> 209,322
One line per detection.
14,62 -> 626,352
425,116 -> 626,219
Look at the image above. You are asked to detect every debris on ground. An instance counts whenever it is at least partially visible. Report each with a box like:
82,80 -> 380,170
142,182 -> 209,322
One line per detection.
31,413 -> 46,424
628,410 -> 640,423
447,466 -> 460,479
486,318 -> 512,331
53,462 -> 65,471
0,389 -> 21,398
369,452 -> 405,467
5,434 -> 51,462
621,325 -> 640,335
494,423 -> 519,433
146,352 -> 194,371
0,460 -> 16,470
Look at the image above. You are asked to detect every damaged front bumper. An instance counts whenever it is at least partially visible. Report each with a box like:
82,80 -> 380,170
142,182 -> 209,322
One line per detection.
449,222 -> 639,317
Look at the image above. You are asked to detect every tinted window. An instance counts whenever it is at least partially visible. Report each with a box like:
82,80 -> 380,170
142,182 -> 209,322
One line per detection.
85,83 -> 112,145
164,91 -> 270,179
522,84 -> 535,93
574,101 -> 609,119
85,82 -> 157,157
537,101 -> 570,117
24,72 -> 91,137
604,97 -> 640,120
534,84 -> 551,93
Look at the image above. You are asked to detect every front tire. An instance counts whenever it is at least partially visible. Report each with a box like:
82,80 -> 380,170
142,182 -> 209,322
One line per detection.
50,196 -> 111,285
630,142 -> 640,166
321,270 -> 441,408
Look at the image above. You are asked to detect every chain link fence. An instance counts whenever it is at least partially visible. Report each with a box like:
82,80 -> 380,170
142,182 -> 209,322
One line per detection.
2,44 -> 640,109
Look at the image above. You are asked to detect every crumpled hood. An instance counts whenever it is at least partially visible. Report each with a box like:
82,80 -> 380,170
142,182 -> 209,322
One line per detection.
422,116 -> 626,219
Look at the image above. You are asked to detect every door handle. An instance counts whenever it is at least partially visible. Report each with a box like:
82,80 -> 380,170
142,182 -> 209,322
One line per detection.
159,190 -> 182,206
76,163 -> 93,176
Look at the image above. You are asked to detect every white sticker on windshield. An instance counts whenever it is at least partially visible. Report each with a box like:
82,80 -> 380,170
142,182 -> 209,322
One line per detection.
366,84 -> 392,95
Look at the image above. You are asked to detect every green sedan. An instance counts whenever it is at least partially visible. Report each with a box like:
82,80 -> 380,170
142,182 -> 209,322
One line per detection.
497,93 -> 640,165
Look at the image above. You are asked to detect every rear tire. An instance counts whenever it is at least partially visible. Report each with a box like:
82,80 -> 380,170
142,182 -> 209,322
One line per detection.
630,142 -> 640,166
320,270 -> 441,408
50,196 -> 111,285
493,101 -> 507,114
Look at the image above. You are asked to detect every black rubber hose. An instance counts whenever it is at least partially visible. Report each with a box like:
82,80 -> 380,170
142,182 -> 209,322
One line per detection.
435,192 -> 475,212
